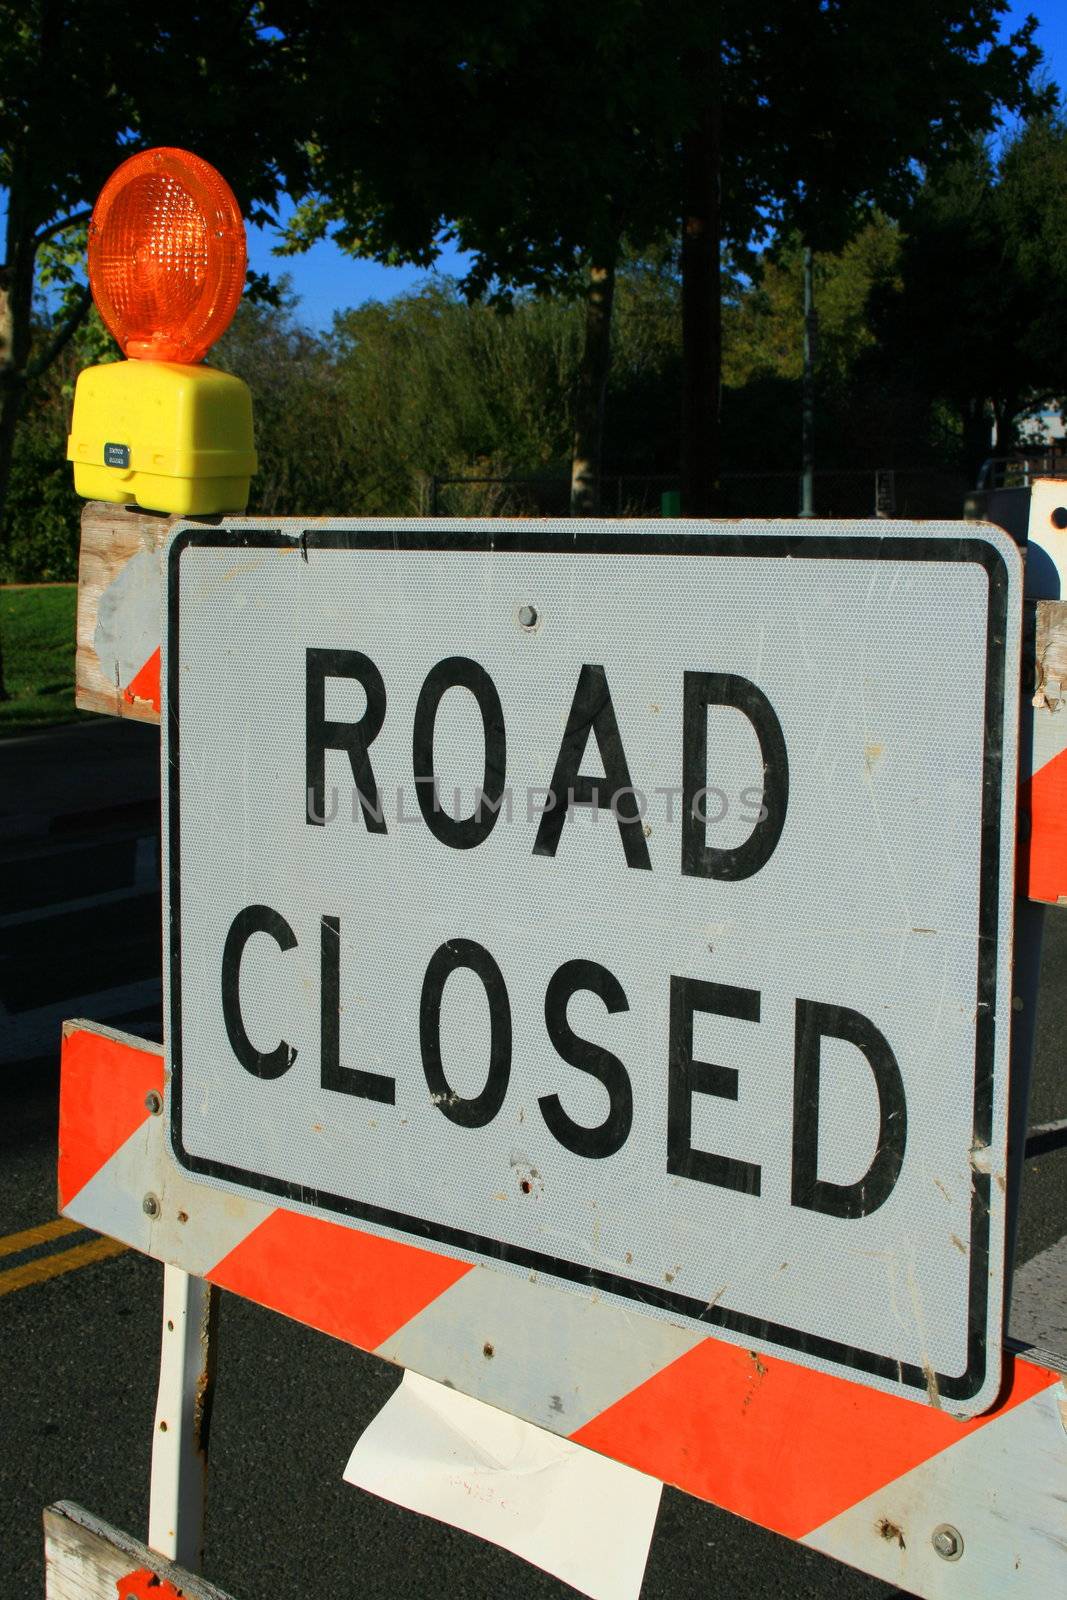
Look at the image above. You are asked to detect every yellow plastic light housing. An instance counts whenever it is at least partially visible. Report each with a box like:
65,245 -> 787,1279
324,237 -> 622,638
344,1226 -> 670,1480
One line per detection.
67,360 -> 256,516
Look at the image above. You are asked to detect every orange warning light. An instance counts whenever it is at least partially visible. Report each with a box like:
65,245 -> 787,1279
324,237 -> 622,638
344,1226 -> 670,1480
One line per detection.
87,147 -> 246,364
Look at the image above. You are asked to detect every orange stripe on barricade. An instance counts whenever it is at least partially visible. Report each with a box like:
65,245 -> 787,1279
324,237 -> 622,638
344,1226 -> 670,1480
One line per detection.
59,1019 -> 1062,1545
122,646 -> 161,713
206,1208 -> 473,1353
1023,743 -> 1067,903
58,1027 -> 164,1208
570,1336 -> 1056,1538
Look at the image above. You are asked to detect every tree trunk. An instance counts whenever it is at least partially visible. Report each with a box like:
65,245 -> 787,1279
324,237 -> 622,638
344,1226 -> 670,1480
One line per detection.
570,260 -> 617,515
680,43 -> 723,517
961,397 -> 992,486
992,394 -> 1020,459
0,366 -> 26,528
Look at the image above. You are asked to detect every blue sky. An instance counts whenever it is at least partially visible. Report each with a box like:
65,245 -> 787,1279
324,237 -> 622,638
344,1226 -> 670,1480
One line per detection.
247,215 -> 470,331
247,3 -> 1067,329
1,191 -> 471,333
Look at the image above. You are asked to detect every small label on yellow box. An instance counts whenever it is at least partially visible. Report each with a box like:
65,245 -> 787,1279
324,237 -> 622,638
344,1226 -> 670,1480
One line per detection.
104,442 -> 130,468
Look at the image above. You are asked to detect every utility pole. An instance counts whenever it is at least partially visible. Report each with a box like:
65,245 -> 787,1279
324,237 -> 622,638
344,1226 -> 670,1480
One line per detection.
679,41 -> 723,517
800,246 -> 817,518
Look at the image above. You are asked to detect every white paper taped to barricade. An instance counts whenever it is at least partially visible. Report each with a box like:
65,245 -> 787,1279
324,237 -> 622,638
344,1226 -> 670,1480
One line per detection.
343,1370 -> 663,1600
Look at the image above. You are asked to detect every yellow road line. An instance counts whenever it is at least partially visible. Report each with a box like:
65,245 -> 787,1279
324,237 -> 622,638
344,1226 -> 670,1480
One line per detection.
0,1216 -> 84,1260
0,1234 -> 127,1297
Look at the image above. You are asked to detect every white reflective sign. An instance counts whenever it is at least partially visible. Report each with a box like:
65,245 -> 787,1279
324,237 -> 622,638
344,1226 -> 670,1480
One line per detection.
164,520 -> 1020,1414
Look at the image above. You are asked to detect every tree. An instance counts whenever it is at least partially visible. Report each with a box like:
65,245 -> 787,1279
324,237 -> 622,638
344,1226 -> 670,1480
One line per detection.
266,1 -> 677,511
267,1 -> 1045,515
0,305 -> 119,585
676,2 -> 1048,507
870,114 -> 1067,479
0,1 -> 306,695
213,287 -> 353,516
718,220 -> 916,474
724,221 -> 903,392
327,281 -> 583,511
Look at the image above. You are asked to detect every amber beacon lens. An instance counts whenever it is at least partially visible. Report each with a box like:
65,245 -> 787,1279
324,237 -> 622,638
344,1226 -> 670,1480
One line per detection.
88,148 -> 246,364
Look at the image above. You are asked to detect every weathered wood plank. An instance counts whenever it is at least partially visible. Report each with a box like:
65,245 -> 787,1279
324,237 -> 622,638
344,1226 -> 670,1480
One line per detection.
44,1501 -> 236,1600
1026,599 -> 1067,904
75,501 -> 176,723
1032,598 -> 1067,711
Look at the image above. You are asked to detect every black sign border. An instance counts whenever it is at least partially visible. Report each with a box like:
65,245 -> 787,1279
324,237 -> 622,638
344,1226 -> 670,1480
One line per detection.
166,523 -> 1012,1405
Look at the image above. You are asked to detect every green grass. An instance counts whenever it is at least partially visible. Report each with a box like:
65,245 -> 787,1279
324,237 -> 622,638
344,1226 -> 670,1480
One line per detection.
0,584 -> 85,737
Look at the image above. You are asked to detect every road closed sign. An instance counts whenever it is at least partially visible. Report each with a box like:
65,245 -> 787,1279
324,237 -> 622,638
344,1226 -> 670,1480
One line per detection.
164,521 -> 1020,1415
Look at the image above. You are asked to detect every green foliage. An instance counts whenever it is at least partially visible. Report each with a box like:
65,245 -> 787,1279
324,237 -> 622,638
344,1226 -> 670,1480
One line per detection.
868,113 -> 1067,475
608,253 -> 683,471
0,583 -> 80,735
8,96 -> 1067,581
270,1 -> 1047,282
328,283 -> 582,510
1,411 -> 79,581
213,286 -> 352,515
0,0 -> 310,614
719,221 -> 928,472
724,221 -> 902,389
211,261 -> 682,519
715,112 -> 1067,477
0,308 -> 119,583
0,2 -> 302,235
266,1 -> 1047,512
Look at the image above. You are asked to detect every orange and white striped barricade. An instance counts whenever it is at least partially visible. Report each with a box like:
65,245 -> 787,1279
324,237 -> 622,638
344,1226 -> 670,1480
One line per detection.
50,502 -> 1067,1600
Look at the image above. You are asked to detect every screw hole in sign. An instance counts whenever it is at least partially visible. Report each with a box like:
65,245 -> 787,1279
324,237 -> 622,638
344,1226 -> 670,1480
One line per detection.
88,147 -> 246,364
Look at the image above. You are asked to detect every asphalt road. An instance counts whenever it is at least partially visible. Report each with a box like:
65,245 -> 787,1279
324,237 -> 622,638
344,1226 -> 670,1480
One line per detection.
2,719 -> 1064,1600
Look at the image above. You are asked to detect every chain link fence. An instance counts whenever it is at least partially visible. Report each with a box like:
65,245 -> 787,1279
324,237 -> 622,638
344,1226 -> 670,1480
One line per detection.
426,468 -> 971,519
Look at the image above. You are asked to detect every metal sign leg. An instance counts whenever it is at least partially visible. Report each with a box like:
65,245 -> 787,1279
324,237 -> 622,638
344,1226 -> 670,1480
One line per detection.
148,1264 -> 219,1570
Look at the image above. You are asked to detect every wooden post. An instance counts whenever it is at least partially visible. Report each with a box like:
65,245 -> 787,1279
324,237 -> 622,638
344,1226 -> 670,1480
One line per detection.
148,1268 -> 219,1570
44,1500 -> 236,1599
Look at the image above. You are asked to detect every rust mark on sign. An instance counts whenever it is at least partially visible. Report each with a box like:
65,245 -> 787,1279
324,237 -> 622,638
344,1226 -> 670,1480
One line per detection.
510,1153 -> 543,1197
923,1361 -> 942,1409
877,1516 -> 906,1550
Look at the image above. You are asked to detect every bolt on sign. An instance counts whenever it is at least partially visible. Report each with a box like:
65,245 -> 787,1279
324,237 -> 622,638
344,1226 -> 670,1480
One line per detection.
164,520 -> 1020,1417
